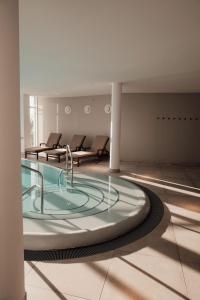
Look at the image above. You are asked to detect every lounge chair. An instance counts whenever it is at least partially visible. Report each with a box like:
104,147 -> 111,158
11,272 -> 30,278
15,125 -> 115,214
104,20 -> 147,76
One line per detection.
72,135 -> 109,166
45,134 -> 86,162
25,132 -> 62,160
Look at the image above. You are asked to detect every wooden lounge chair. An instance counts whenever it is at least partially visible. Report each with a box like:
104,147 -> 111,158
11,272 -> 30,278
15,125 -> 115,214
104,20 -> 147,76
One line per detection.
25,132 -> 62,160
72,135 -> 109,166
45,134 -> 86,162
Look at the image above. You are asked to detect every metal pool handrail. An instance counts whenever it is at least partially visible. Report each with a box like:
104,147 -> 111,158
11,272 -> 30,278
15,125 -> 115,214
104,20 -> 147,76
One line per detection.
22,184 -> 37,196
66,144 -> 74,187
21,164 -> 44,214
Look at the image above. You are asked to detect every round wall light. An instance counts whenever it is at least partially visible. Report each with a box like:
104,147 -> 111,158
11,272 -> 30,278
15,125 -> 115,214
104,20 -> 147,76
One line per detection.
65,105 -> 72,114
104,104 -> 111,114
84,105 -> 92,114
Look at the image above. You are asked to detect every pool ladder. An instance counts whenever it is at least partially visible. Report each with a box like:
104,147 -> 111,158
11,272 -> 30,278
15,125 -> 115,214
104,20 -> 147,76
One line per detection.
21,164 -> 44,214
58,144 -> 74,188
66,144 -> 74,187
22,147 -> 73,215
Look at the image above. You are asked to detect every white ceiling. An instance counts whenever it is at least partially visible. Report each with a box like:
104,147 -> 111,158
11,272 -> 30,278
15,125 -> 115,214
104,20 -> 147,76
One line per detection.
19,0 -> 200,96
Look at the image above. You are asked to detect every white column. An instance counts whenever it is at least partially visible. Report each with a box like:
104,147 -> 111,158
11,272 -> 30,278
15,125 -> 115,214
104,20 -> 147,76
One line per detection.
109,82 -> 122,172
0,1 -> 25,300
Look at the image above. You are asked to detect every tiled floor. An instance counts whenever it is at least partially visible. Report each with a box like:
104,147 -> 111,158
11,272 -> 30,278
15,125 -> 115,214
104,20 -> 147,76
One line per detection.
24,157 -> 200,300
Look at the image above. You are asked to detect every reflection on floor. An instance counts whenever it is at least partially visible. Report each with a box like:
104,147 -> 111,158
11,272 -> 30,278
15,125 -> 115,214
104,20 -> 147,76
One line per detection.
24,156 -> 200,300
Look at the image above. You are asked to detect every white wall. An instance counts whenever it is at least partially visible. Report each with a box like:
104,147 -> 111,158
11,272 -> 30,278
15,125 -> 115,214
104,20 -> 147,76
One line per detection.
37,95 -> 111,148
121,93 -> 200,163
24,93 -> 200,163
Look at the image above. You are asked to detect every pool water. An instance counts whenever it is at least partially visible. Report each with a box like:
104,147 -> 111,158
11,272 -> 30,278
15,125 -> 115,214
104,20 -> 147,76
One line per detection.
22,159 -> 151,250
22,160 -> 119,219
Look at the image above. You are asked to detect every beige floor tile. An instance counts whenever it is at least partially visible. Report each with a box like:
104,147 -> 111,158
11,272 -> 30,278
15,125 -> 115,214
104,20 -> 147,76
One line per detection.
133,181 -> 167,198
118,174 -> 167,198
100,253 -> 188,300
173,224 -> 200,263
115,238 -> 179,261
26,285 -> 87,300
133,167 -> 162,179
161,193 -> 200,214
116,222 -> 180,260
166,204 -> 200,224
186,170 -> 200,183
167,205 -> 199,219
159,171 -> 193,187
160,166 -> 188,177
171,213 -> 200,230
25,259 -> 112,300
182,262 -> 200,300
163,182 -> 197,194
120,163 -> 139,173
175,223 -> 200,233
190,180 -> 200,189
24,261 -> 35,276
163,177 -> 193,187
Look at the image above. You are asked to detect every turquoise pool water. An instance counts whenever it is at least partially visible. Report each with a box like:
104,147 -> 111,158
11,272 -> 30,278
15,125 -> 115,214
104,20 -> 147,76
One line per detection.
22,159 -> 119,220
22,159 -> 151,250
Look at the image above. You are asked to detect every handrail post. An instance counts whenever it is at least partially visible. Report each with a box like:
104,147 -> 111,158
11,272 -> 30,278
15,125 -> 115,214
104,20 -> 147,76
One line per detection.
40,173 -> 44,213
66,145 -> 74,187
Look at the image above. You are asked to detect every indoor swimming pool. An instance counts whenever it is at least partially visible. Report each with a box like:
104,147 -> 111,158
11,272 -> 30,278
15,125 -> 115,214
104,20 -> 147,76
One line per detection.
22,159 -> 150,251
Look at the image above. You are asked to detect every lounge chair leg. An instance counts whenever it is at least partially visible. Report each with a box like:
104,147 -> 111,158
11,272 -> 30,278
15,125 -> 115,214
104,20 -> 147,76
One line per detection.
77,158 -> 80,167
46,154 -> 48,161
25,152 -> 27,158
58,155 -> 60,163
37,153 -> 39,160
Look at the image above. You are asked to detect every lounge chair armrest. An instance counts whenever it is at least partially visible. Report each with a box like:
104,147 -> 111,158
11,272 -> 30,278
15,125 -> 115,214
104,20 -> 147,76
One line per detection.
57,144 -> 64,148
97,149 -> 103,156
105,149 -> 109,155
61,145 -> 72,149
40,142 -> 47,146
82,146 -> 91,151
97,149 -> 109,156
